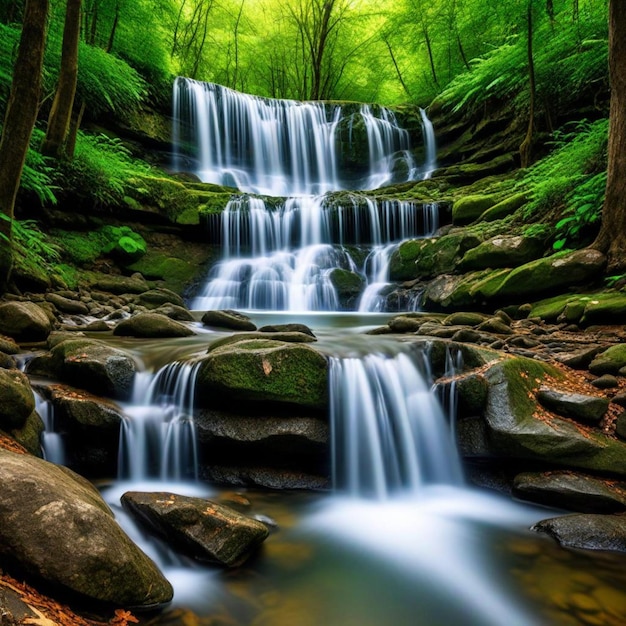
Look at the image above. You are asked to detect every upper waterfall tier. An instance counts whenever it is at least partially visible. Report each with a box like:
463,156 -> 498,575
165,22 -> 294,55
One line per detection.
173,78 -> 427,196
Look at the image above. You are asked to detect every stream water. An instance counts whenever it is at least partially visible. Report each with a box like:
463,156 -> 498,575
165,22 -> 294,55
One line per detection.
36,82 -> 626,624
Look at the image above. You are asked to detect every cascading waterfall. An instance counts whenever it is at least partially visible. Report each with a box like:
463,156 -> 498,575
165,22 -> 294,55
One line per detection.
173,78 -> 419,195
176,79 -> 440,312
118,359 -> 201,481
329,349 -> 463,499
36,392 -> 65,465
192,197 -> 439,311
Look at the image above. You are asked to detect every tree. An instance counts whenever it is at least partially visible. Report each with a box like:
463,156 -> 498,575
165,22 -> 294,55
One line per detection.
591,0 -> 626,272
519,0 -> 536,169
42,0 -> 82,158
0,0 -> 49,290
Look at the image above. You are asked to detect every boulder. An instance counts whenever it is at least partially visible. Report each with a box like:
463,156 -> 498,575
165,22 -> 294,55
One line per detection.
138,288 -> 186,309
30,339 -> 137,400
121,491 -> 269,567
91,275 -> 149,295
479,192 -> 528,222
536,388 -> 609,424
328,268 -> 365,305
0,369 -> 35,430
196,339 -> 328,409
113,312 -> 195,338
458,235 -> 544,271
259,323 -> 316,337
201,309 -> 257,331
154,304 -> 195,322
0,301 -> 52,342
208,331 -> 317,353
443,312 -> 489,326
9,410 -> 45,456
452,194 -> 498,225
589,344 -> 626,376
616,412 -> 626,441
0,448 -> 173,606
0,335 -> 21,355
532,513 -> 626,552
513,471 -> 626,513
463,356 -> 626,476
45,293 -> 90,316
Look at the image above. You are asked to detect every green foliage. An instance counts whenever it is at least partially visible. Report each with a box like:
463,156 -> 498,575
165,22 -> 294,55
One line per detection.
520,118 -> 607,249
0,23 -> 19,106
55,132 -> 151,208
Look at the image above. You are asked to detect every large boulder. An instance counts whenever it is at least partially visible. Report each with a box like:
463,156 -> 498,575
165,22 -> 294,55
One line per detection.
452,194 -> 498,225
113,312 -> 195,338
121,491 -> 269,567
0,301 -> 52,342
138,288 -> 186,309
536,388 -> 609,424
589,345 -> 626,376
457,356 -> 626,476
458,235 -> 544,271
201,310 -> 257,331
0,448 -> 173,606
0,369 -> 35,430
533,513 -> 626,552
28,339 -> 137,400
196,339 -> 328,409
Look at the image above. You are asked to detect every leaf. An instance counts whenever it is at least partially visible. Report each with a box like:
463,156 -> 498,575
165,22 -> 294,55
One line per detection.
553,238 -> 567,250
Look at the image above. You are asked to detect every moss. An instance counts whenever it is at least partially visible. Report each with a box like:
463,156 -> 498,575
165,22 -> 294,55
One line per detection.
530,294 -> 575,321
196,340 -> 328,409
589,344 -> 626,375
581,294 -> 626,326
329,268 -> 365,296
480,192 -> 528,222
127,252 -> 198,294
452,194 -> 499,225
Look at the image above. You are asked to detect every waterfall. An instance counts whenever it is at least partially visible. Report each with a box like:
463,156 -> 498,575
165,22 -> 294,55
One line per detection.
420,107 -> 437,179
329,350 -> 463,499
173,78 -> 420,195
118,360 -> 201,482
192,198 -> 440,311
36,393 -> 65,465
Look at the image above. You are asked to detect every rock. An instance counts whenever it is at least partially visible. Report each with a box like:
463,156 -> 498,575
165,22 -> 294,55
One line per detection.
476,317 -> 514,335
388,315 -> 425,333
468,356 -> 626,476
0,351 -> 15,368
450,328 -> 483,344
196,339 -> 328,409
138,288 -> 186,309
259,323 -> 316,337
458,235 -> 544,271
0,335 -> 20,354
155,304 -> 195,322
113,312 -> 195,338
0,301 -> 52,342
328,268 -> 365,300
589,344 -> 626,375
31,339 -> 137,400
121,491 -> 269,567
0,448 -> 173,606
201,309 -> 257,331
208,332 -> 317,353
581,294 -> 626,326
10,410 -> 45,456
85,320 -> 111,331
555,345 -> 605,369
536,388 -> 609,423
514,471 -> 626,513
591,374 -> 619,389
452,194 -> 498,225
0,369 -> 35,430
45,293 -> 90,315
91,275 -> 149,295
442,312 -> 489,326
616,412 -> 626,441
479,192 -> 529,222
532,513 -> 626,552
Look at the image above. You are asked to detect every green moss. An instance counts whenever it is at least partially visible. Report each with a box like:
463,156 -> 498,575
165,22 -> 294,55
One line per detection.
480,192 -> 528,222
452,194 -> 498,225
127,252 -> 199,294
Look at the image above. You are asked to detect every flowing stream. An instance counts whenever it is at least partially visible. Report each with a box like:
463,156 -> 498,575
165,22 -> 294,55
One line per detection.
34,82 -> 626,624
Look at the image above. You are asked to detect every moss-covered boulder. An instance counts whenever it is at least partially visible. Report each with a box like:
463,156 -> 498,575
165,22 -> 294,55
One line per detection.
0,369 -> 35,430
468,356 -> 626,476
458,235 -> 544,271
127,253 -> 198,295
113,312 -> 195,338
389,231 -> 482,281
452,195 -> 498,225
581,294 -> 626,326
196,339 -> 328,409
9,411 -> 45,456
0,448 -> 173,606
589,345 -> 626,376
29,339 -> 137,400
329,268 -> 365,305
479,192 -> 528,222
0,301 -> 52,342
201,310 -> 256,331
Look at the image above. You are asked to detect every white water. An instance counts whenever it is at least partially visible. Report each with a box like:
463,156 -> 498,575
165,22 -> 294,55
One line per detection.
118,359 -> 202,482
36,392 -> 65,465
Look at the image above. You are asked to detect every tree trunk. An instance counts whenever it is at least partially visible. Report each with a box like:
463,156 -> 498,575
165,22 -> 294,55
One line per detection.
41,0 -> 81,158
519,1 -> 536,169
0,0 -> 49,291
591,0 -> 626,272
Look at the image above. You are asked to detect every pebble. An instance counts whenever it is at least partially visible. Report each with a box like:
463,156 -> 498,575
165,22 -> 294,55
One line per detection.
591,374 -> 619,389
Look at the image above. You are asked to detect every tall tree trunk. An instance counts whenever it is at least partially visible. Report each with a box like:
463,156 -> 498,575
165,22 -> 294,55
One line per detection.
41,0 -> 81,158
0,0 -> 49,291
591,0 -> 626,272
383,37 -> 412,98
519,1 -> 536,168
106,0 -> 120,53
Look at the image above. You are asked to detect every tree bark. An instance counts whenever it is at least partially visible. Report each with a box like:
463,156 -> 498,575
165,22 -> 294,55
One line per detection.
590,0 -> 626,272
41,0 -> 82,158
519,1 -> 536,169
0,0 -> 49,291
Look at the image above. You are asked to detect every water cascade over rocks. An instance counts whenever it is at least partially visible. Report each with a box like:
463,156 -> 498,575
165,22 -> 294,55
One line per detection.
173,79 -> 440,312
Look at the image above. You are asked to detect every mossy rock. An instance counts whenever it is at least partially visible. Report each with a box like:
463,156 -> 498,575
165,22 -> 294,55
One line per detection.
458,235 -> 544,272
9,410 -> 45,456
329,268 -> 365,296
452,195 -> 498,225
101,226 -> 147,264
127,253 -> 198,295
479,192 -> 528,222
581,294 -> 626,326
196,339 -> 328,409
589,345 -> 626,376
0,369 -> 35,430
389,231 -> 482,282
